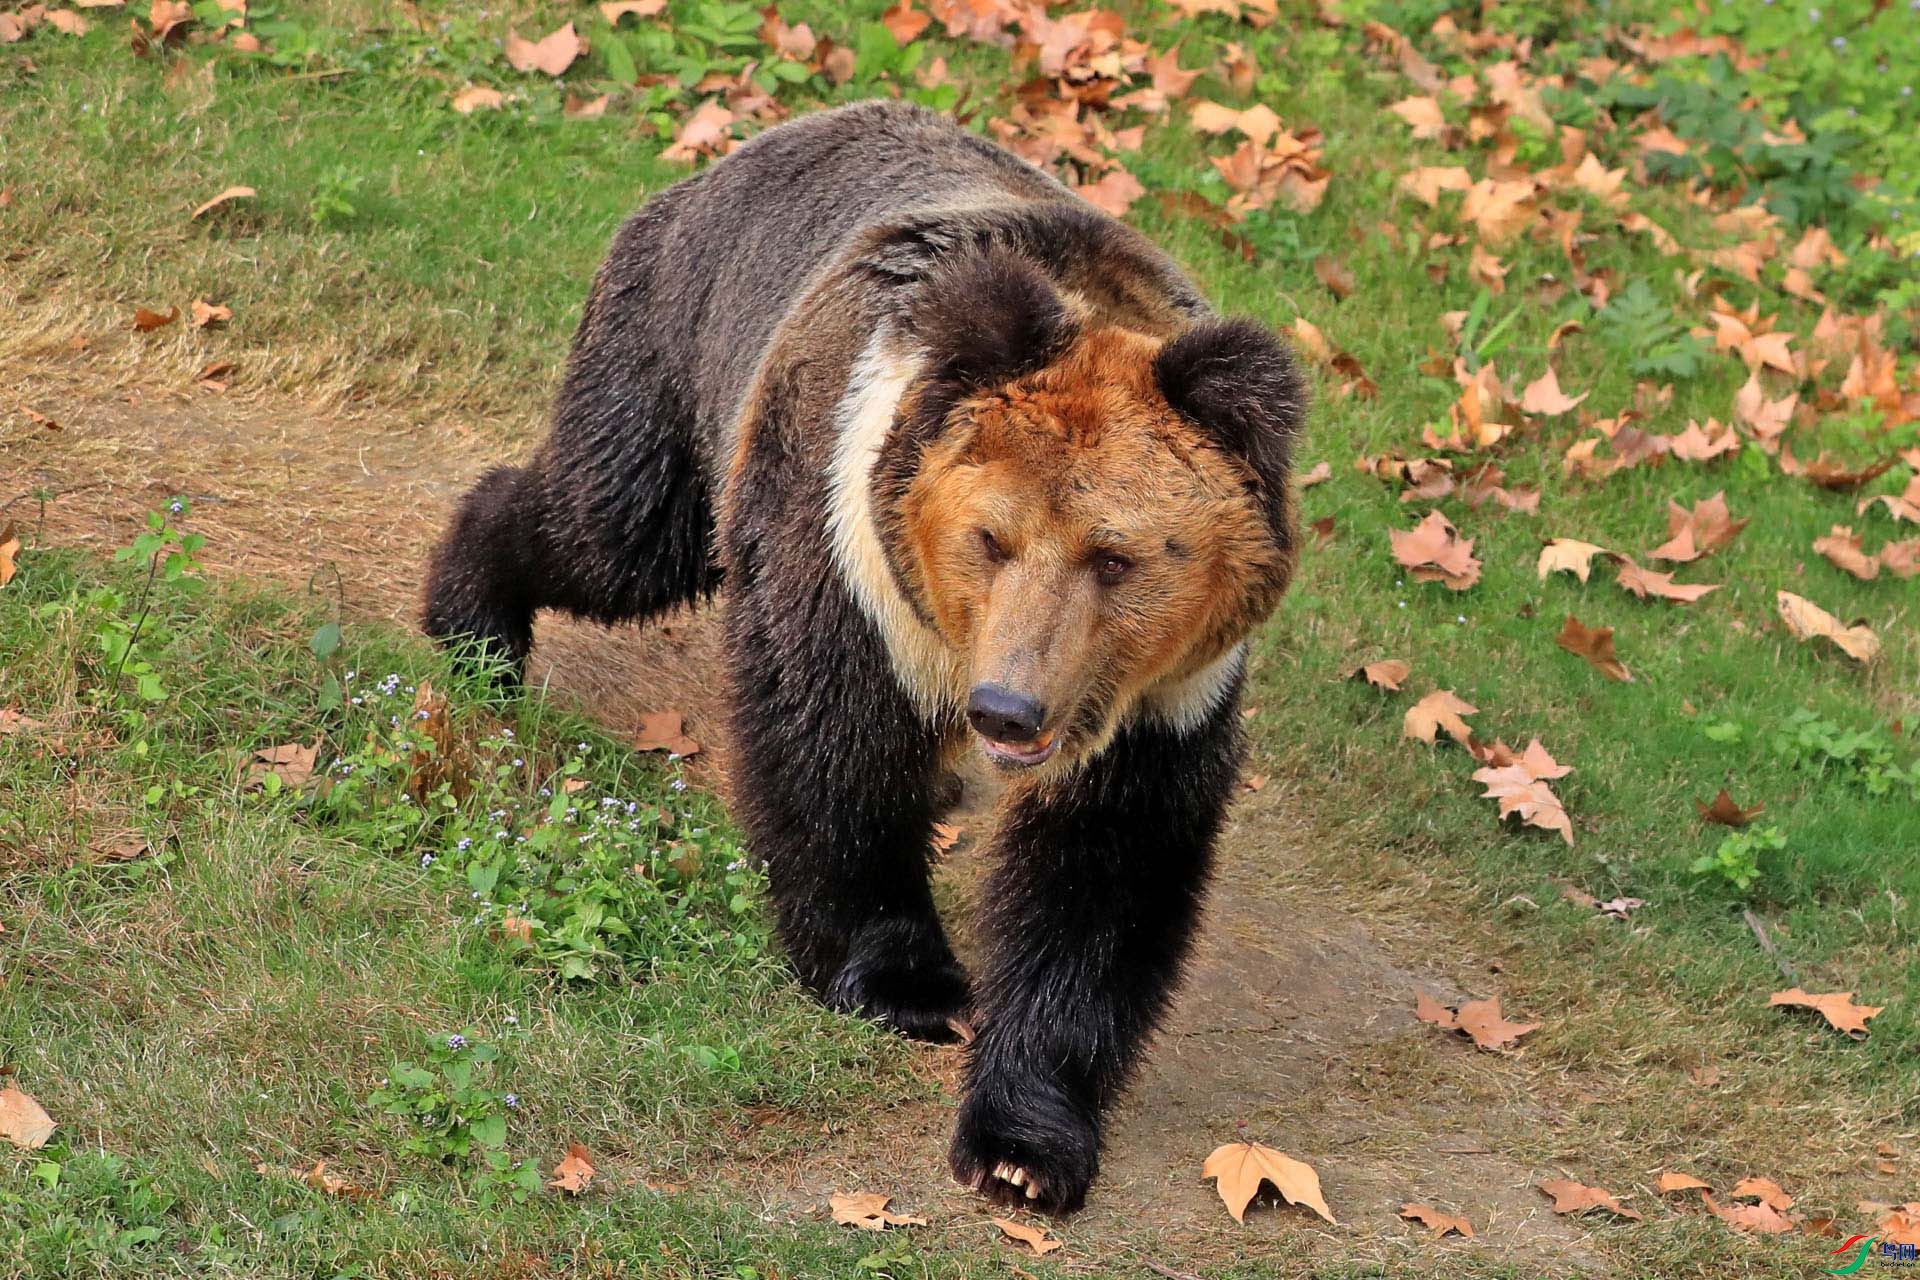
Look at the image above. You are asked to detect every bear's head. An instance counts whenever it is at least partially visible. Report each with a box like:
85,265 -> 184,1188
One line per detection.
877,244 -> 1305,774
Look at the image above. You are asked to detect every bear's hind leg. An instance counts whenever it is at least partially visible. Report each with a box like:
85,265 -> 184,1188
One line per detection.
423,465 -> 547,683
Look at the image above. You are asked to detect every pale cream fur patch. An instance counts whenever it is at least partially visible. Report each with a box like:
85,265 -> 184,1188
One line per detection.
825,330 -> 970,717
1138,642 -> 1247,735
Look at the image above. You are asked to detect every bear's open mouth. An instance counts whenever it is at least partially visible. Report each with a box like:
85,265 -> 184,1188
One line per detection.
979,728 -> 1060,768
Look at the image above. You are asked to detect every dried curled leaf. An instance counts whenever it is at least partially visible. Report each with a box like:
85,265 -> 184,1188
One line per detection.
505,22 -> 585,76
1657,1170 -> 1712,1194
1399,1202 -> 1474,1238
0,1087 -> 55,1149
1537,538 -> 1609,583
830,1191 -> 926,1231
991,1217 -> 1063,1256
1203,1142 -> 1336,1224
1417,994 -> 1540,1050
1403,690 -> 1476,745
1776,592 -> 1880,664
190,184 -> 255,219
1555,615 -> 1632,682
548,1142 -> 597,1193
1696,789 -> 1762,827
634,709 -> 700,757
1769,988 -> 1882,1039
1538,1178 -> 1641,1220
1353,659 -> 1410,691
1389,510 -> 1481,589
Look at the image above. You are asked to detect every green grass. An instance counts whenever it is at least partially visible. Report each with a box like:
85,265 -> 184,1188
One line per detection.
3,1 -> 1918,1276
1,544 -> 942,1277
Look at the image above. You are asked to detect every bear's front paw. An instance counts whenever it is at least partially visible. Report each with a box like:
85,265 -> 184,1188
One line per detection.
823,925 -> 972,1044
949,1082 -> 1099,1215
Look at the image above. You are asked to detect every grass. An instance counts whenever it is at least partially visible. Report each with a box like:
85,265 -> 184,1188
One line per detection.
3,1 -> 1918,1276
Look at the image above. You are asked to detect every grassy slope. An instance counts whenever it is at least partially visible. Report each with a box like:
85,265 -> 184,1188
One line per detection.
3,1 -> 1917,1276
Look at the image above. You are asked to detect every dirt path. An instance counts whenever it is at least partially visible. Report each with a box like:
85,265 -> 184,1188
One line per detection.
3,378 -> 1612,1274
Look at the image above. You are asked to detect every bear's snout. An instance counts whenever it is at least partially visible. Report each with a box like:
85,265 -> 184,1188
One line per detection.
966,683 -> 1057,765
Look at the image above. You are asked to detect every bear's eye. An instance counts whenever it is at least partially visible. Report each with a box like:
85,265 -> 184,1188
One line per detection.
1095,554 -> 1134,587
979,529 -> 1009,563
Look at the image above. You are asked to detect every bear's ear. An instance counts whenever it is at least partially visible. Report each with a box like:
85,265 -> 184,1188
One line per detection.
1155,318 -> 1306,526
906,245 -> 1078,389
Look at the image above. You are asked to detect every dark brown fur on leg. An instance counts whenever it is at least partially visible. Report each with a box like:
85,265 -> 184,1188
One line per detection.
950,687 -> 1245,1213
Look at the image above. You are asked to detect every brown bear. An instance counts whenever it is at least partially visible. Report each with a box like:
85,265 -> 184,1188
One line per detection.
424,100 -> 1306,1214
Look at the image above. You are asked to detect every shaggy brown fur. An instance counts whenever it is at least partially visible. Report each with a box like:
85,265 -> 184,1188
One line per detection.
425,100 -> 1308,1216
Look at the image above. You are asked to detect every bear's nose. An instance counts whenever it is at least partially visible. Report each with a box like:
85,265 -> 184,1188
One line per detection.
966,683 -> 1046,743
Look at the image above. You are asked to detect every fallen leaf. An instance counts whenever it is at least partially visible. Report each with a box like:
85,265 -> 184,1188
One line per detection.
1521,367 -> 1588,416
1879,1203 -> 1920,1247
1398,164 -> 1473,205
830,1191 -> 926,1231
1882,537 -> 1920,579
256,1159 -> 373,1199
1399,1202 -> 1474,1238
1298,460 -> 1332,488
1472,764 -> 1574,844
1074,168 -> 1146,217
1658,1171 -> 1712,1194
661,97 -> 737,163
548,1143 -> 596,1193
190,184 -> 254,219
48,10 -> 90,35
1386,95 -> 1447,139
131,304 -> 179,332
1813,526 -> 1879,581
1857,474 -> 1920,525
1389,509 -> 1481,589
505,22 -> 584,76
1421,995 -> 1541,1050
1203,1142 -> 1336,1224
880,0 -> 930,45
1651,493 -> 1748,563
1613,556 -> 1718,604
0,522 -> 18,587
1403,690 -> 1476,745
451,84 -> 506,113
0,1087 -> 55,1149
1730,1176 -> 1794,1212
1538,1178 -> 1641,1220
0,707 -> 45,735
1242,772 -> 1267,793
189,298 -> 231,328
992,1217 -> 1063,1256
564,92 -> 610,119
1555,615 -> 1632,682
1696,789 -> 1762,826
1313,254 -> 1355,300
245,741 -> 317,790
90,833 -> 151,863
1795,452 -> 1897,492
1769,987 -> 1882,1039
1354,659 -> 1410,691
634,709 -> 700,757
930,822 -> 962,854
1776,591 -> 1880,664
1667,419 -> 1739,462
1702,1190 -> 1796,1234
1538,538 -> 1609,583
600,0 -> 665,22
